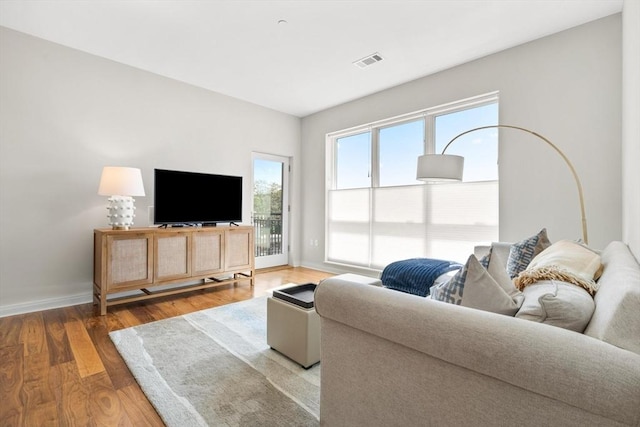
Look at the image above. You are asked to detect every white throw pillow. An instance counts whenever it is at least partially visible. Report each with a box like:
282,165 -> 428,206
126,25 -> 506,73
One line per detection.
515,280 -> 595,333
527,239 -> 602,282
431,251 -> 523,316
515,240 -> 602,295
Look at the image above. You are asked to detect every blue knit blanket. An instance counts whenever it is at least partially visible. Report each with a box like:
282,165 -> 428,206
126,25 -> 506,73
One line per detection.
381,258 -> 463,297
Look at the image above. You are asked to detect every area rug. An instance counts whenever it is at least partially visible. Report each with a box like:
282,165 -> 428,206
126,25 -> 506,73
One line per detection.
109,294 -> 320,426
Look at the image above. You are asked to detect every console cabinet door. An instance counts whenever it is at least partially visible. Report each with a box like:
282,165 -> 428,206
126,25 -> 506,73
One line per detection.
155,231 -> 191,282
106,233 -> 154,291
192,230 -> 224,276
225,227 -> 254,272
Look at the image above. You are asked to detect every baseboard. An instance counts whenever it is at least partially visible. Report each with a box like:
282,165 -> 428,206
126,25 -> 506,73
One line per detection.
0,280 -> 223,318
0,292 -> 93,318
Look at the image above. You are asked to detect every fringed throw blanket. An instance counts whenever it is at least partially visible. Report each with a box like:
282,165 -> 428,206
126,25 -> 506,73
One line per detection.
514,265 -> 599,296
381,258 -> 463,297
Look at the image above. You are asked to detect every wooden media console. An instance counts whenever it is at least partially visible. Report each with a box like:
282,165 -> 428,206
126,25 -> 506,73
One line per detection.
93,225 -> 255,315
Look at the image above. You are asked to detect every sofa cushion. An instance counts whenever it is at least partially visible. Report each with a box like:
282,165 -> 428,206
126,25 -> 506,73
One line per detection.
515,280 -> 595,332
506,228 -> 551,279
431,251 -> 523,315
584,242 -> 640,354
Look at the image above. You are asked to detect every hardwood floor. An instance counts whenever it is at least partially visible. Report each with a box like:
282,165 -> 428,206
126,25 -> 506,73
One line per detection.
0,267 -> 334,427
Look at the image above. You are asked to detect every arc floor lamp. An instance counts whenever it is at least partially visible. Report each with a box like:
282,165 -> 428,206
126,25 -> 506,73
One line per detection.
416,124 -> 589,244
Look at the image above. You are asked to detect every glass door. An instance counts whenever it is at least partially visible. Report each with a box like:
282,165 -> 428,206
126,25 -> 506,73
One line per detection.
252,153 -> 289,268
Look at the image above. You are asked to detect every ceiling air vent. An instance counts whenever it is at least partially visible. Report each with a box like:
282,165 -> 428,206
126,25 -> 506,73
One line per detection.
353,52 -> 383,69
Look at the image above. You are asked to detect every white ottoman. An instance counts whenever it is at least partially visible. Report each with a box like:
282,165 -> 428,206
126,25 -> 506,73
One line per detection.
267,286 -> 320,369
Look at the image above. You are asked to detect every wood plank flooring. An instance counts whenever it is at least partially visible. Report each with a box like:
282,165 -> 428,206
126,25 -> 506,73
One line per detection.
0,266 -> 334,427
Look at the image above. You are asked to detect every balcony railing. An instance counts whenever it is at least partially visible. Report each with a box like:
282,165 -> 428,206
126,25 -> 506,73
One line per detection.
254,214 -> 282,257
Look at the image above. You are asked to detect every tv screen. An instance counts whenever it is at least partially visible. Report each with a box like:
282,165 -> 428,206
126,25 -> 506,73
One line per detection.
154,169 -> 243,225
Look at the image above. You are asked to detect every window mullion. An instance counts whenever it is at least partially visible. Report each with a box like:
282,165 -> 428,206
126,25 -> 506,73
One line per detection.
425,114 -> 436,154
371,128 -> 380,188
369,130 -> 378,268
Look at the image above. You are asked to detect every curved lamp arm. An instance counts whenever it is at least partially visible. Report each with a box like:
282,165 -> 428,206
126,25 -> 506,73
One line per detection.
418,124 -> 588,244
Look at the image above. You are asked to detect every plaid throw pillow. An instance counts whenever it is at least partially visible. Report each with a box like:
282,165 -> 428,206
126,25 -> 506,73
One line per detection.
506,228 -> 551,279
431,252 -> 490,304
431,262 -> 468,304
430,250 -> 523,315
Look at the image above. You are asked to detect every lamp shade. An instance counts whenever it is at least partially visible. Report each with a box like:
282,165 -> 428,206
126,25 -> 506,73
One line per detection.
416,154 -> 464,182
98,166 -> 145,196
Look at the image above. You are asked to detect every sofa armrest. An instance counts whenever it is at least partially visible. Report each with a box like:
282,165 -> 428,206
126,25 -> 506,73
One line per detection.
315,277 -> 640,426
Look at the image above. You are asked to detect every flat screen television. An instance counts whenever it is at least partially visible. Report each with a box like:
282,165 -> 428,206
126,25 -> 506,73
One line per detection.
154,168 -> 243,226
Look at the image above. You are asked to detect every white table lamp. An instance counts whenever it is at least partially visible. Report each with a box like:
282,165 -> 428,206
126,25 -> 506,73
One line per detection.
98,166 -> 145,230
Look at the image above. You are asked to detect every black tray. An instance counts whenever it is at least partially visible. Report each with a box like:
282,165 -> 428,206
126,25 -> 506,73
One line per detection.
273,283 -> 317,309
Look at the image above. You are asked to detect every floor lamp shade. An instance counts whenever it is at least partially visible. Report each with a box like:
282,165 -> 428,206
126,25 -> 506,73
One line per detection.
416,154 -> 464,182
98,167 -> 145,230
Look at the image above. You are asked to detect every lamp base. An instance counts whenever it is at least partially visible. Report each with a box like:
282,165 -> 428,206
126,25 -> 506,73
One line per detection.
106,196 -> 136,230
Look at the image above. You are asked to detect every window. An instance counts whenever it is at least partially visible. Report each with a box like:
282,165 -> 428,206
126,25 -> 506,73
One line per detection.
335,132 -> 370,189
326,93 -> 499,269
379,119 -> 424,187
435,103 -> 498,182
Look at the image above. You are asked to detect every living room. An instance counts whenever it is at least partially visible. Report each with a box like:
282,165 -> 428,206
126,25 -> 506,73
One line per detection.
1,0 -> 639,425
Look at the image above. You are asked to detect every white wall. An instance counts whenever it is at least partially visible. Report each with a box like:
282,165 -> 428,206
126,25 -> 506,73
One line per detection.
1,9 -> 634,316
0,27 -> 301,316
300,15 -> 622,273
622,0 -> 640,259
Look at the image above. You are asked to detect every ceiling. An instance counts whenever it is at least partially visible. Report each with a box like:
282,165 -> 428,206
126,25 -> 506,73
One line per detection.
0,0 -> 623,117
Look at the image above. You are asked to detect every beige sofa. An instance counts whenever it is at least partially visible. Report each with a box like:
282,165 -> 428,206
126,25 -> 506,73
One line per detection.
315,241 -> 640,426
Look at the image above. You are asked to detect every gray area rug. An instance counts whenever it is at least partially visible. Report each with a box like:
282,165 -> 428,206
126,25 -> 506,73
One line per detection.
109,295 -> 320,426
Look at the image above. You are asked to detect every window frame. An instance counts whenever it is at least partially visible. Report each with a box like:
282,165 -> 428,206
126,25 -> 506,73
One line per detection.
325,92 -> 499,270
